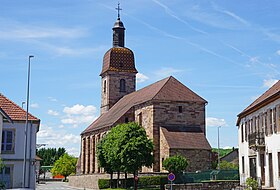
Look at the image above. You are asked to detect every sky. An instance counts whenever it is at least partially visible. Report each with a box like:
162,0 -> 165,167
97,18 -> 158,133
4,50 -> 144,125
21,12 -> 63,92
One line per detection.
0,0 -> 280,156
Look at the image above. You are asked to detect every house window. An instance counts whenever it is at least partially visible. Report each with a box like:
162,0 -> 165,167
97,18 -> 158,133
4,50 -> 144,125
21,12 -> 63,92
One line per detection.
245,122 -> 248,142
241,124 -> 244,143
2,130 -> 14,153
125,117 -> 129,123
178,106 -> 183,113
120,79 -> 126,92
242,156 -> 245,174
273,108 -> 277,134
103,80 -> 106,93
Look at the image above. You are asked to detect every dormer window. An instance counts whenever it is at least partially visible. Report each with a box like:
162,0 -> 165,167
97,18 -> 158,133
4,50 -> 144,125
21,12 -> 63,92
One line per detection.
120,79 -> 126,92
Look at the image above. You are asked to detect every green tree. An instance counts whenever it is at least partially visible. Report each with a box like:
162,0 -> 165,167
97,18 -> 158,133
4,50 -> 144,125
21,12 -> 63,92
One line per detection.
97,122 -> 154,188
219,160 -> 238,170
37,147 -> 66,166
163,155 -> 188,174
51,153 -> 77,180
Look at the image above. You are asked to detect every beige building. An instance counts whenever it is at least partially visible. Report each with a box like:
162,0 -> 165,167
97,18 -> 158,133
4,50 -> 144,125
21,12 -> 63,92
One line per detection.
237,80 -> 280,189
79,14 -> 211,174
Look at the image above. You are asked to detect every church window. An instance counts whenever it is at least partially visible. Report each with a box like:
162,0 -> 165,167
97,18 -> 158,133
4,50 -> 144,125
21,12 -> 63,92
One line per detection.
138,112 -> 143,126
178,106 -> 183,113
125,117 -> 129,123
120,79 -> 126,92
103,80 -> 106,93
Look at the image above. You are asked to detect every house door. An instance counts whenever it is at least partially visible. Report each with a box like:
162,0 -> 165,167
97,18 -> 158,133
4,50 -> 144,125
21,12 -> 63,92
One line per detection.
260,153 -> 265,185
269,153 -> 274,187
0,166 -> 12,189
249,157 -> 257,179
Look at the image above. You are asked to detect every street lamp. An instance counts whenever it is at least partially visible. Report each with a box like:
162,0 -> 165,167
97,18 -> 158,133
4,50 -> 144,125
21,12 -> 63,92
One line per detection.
23,55 -> 34,188
217,126 -> 221,170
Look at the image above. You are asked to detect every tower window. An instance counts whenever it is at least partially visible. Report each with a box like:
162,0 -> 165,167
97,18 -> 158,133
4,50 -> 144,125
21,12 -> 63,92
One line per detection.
103,80 -> 106,93
120,79 -> 126,92
178,106 -> 183,113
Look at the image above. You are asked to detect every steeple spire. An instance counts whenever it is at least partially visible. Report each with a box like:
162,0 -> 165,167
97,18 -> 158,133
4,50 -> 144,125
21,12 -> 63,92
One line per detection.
112,2 -> 125,47
116,2 -> 122,19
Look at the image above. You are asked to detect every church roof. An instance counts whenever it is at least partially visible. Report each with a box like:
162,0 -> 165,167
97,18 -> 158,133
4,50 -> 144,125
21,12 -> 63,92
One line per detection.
160,126 -> 211,150
100,47 -> 137,75
82,76 -> 207,134
237,80 -> 280,125
0,93 -> 40,122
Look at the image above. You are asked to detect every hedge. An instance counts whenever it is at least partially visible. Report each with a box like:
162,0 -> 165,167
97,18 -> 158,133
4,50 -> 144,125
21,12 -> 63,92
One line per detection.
98,175 -> 168,189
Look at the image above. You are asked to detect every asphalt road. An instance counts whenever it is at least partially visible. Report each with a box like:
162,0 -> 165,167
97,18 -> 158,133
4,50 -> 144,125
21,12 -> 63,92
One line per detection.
36,182 -> 89,190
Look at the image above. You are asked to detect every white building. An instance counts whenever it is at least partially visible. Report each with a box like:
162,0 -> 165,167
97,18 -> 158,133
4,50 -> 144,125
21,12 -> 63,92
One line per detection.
0,93 -> 40,189
237,80 -> 280,189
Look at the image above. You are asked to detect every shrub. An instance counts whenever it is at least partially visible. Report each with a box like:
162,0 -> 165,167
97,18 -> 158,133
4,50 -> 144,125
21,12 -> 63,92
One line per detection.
98,179 -> 110,189
245,177 -> 258,190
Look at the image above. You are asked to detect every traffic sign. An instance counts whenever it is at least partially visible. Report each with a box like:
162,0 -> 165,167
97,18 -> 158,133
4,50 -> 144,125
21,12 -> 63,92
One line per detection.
168,173 -> 175,181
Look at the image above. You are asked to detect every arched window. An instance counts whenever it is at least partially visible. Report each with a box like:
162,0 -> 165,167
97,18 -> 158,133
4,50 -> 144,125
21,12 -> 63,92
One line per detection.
120,79 -> 126,92
103,80 -> 106,93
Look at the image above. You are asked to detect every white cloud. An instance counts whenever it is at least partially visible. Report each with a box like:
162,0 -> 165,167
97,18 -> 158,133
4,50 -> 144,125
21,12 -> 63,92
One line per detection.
136,73 -> 149,83
276,50 -> 280,55
48,97 -> 58,102
47,110 -> 59,116
0,21 -> 87,40
63,104 -> 96,115
30,103 -> 39,108
155,67 -> 183,78
249,56 -> 259,63
37,125 -> 81,156
206,117 -> 227,127
61,104 -> 97,127
263,79 -> 278,88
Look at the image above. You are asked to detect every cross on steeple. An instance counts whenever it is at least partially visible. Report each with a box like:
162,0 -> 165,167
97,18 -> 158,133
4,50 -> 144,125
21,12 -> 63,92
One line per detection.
116,2 -> 122,19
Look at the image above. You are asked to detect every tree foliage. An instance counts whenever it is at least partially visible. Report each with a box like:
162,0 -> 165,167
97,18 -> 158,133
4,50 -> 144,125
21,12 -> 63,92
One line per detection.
37,147 -> 66,166
97,122 -> 154,175
219,160 -> 238,170
162,155 -> 188,174
51,153 -> 77,180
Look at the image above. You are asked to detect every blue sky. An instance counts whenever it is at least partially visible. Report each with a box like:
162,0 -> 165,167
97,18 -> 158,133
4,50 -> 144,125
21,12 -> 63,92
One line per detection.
1,0 -> 280,156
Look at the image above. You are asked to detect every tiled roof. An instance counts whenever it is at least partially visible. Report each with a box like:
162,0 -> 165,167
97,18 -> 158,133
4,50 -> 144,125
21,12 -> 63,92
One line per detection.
237,80 -> 280,122
100,47 -> 138,75
161,126 -> 211,150
82,76 -> 207,134
0,93 -> 40,122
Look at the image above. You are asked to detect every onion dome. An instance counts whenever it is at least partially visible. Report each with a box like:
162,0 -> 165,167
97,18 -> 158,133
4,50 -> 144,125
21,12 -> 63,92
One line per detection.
100,47 -> 138,75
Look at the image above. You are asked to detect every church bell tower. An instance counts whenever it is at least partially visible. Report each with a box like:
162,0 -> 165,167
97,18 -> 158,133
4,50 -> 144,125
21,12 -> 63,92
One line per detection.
100,3 -> 138,114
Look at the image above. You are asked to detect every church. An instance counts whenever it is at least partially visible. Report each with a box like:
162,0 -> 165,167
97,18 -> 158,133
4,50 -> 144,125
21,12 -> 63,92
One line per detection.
78,9 -> 212,174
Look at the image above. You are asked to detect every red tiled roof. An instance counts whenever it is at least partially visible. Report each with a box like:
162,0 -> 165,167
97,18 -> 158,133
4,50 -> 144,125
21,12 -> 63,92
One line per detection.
161,126 -> 211,150
0,93 -> 40,122
82,76 -> 207,134
237,80 -> 280,124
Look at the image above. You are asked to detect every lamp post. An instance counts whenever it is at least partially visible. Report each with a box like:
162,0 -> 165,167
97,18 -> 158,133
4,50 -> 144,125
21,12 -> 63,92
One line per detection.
23,55 -> 34,188
217,126 -> 221,170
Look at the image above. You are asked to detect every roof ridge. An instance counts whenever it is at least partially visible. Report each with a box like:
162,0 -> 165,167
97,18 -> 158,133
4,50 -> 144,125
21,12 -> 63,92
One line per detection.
151,76 -> 172,100
0,93 -> 40,121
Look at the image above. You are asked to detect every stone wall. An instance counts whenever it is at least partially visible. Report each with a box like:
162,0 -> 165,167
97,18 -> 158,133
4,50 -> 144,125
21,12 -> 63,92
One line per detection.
101,71 -> 136,114
68,174 -> 110,189
153,101 -> 207,172
170,149 -> 211,172
165,181 -> 240,190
